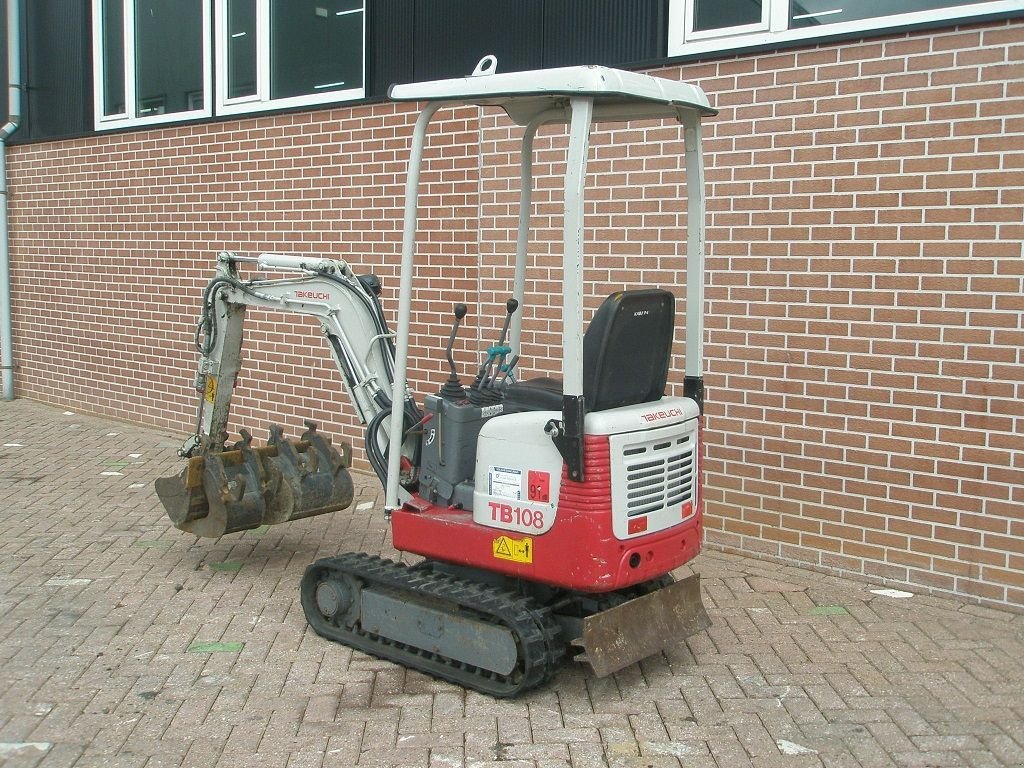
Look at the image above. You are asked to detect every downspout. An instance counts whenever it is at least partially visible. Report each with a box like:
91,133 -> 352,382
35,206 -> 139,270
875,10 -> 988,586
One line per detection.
0,0 -> 21,401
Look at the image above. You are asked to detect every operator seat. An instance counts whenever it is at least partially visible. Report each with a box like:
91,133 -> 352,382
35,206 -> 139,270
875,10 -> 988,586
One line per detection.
503,289 -> 675,414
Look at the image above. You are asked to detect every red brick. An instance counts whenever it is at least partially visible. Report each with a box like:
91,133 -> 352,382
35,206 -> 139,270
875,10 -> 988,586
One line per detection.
961,546 -> 1008,567
956,578 -> 1006,602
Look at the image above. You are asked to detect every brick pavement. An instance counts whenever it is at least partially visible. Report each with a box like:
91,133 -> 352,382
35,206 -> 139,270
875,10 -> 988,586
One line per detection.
1,399 -> 1022,768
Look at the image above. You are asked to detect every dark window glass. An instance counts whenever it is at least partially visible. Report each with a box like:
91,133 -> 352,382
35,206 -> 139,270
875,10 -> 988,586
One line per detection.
135,0 -> 204,116
790,0 -> 990,27
271,0 -> 364,100
693,0 -> 763,32
227,0 -> 257,99
102,0 -> 126,115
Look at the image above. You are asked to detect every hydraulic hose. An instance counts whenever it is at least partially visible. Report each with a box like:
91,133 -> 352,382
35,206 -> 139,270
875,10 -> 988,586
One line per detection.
320,272 -> 397,382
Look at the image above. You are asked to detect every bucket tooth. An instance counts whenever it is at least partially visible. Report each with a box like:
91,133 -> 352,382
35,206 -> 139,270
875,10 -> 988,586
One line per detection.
573,574 -> 710,678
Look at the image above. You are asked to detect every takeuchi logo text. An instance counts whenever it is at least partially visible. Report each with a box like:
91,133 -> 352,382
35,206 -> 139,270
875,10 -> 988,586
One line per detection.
641,408 -> 683,423
294,290 -> 330,301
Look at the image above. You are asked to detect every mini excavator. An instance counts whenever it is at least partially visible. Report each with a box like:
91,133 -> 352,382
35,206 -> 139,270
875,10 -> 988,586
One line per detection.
156,60 -> 716,696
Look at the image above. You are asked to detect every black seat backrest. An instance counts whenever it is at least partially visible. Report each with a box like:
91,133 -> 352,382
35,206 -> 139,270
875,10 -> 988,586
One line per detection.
583,289 -> 674,412
500,289 -> 675,415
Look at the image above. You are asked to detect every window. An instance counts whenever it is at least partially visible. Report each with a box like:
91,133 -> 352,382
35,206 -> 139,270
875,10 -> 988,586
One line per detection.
668,0 -> 1022,56
216,0 -> 366,116
226,0 -> 257,100
100,0 -> 126,116
92,0 -> 212,128
689,0 -> 768,38
93,0 -> 365,130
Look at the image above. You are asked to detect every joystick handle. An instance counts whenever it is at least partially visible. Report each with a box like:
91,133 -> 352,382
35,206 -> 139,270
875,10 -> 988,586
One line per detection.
439,304 -> 470,402
446,303 -> 468,375
496,299 -> 518,348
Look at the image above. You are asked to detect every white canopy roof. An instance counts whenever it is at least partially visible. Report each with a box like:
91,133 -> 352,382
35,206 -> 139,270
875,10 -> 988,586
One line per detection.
388,64 -> 716,125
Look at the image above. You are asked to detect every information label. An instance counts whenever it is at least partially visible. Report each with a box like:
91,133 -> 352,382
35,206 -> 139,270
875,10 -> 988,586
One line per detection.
488,466 -> 522,500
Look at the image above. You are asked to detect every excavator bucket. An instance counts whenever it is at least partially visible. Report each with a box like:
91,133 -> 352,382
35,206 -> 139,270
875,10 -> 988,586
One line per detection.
155,422 -> 354,538
573,573 -> 710,678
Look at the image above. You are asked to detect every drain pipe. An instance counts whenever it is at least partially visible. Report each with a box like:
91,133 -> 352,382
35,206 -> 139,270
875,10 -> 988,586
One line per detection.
0,0 -> 22,401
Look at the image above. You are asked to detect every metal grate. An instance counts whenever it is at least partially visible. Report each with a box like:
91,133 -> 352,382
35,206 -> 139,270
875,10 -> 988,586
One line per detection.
621,435 -> 694,517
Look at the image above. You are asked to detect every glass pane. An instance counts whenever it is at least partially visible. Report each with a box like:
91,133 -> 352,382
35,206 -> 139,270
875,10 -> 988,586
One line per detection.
102,0 -> 126,115
271,0 -> 364,100
134,0 -> 204,116
693,0 -> 763,32
227,0 -> 257,99
790,0 -> 990,28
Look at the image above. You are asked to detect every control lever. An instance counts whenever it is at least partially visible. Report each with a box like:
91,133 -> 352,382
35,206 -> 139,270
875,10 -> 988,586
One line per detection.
498,298 -> 518,343
475,299 -> 518,390
468,298 -> 519,405
490,354 -> 520,389
439,304 -> 469,402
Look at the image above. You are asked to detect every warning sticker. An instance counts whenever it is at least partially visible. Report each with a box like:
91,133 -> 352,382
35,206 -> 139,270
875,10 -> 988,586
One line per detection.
492,535 -> 533,564
204,376 -> 218,404
488,466 -> 522,500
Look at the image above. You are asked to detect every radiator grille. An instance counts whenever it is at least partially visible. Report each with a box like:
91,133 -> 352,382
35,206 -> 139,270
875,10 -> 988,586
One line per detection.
621,435 -> 694,517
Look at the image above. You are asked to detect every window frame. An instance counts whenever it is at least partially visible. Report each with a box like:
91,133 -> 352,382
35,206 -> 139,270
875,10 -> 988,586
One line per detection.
684,0 -> 772,42
217,0 -> 265,108
91,0 -> 214,130
92,0 -> 367,131
214,0 -> 367,118
667,0 -> 1024,57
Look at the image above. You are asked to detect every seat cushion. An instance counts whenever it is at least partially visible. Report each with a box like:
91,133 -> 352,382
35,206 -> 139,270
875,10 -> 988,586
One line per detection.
502,376 -> 563,413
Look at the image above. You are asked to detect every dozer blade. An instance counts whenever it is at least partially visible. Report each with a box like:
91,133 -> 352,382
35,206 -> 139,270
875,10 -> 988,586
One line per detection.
155,423 -> 354,538
574,573 -> 711,678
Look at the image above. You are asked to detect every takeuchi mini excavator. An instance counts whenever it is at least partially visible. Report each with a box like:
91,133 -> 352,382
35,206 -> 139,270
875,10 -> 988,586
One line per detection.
155,59 -> 717,696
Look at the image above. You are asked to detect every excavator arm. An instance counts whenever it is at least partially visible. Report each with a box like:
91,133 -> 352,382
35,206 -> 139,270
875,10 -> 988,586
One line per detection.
155,251 -> 419,537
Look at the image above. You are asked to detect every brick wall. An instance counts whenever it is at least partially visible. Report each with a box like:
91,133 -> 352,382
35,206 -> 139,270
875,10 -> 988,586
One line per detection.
6,19 -> 1022,607
684,22 -> 1024,608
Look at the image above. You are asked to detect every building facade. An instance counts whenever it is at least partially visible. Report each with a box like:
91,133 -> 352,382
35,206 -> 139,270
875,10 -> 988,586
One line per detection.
2,1 -> 1023,608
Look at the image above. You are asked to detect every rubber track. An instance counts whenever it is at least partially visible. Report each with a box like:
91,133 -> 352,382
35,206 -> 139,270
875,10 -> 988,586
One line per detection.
300,553 -> 563,697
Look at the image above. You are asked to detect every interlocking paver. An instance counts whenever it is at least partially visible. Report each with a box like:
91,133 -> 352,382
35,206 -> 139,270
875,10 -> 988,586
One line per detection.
2,399 -> 1024,767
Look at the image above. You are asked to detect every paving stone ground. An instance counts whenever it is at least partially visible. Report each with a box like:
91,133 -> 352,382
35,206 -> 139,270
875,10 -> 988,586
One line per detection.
1,399 -> 1022,768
